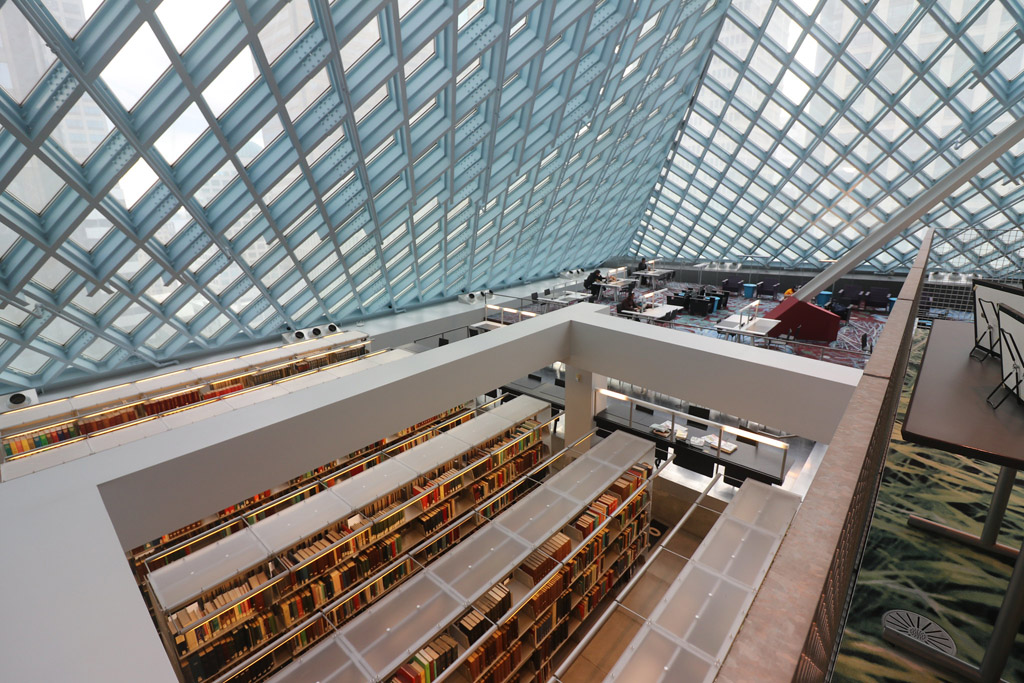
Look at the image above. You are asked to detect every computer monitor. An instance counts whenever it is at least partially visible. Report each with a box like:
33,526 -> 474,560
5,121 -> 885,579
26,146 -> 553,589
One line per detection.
687,405 -> 710,429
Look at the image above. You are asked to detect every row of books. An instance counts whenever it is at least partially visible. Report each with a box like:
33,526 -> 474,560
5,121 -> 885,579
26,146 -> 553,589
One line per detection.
181,608 -> 290,682
518,532 -> 571,585
487,420 -> 540,467
78,405 -> 140,435
391,633 -> 459,683
142,388 -> 204,416
5,345 -> 369,460
457,583 -> 512,642
466,621 -> 520,680
531,617 -> 569,677
528,568 -> 569,616
422,527 -> 461,561
477,640 -> 522,683
178,531 -> 400,658
573,493 -> 619,536
567,528 -> 609,582
612,538 -> 643,579
573,562 -> 608,598
574,568 -> 616,621
133,405 -> 464,579
330,559 -> 410,624
285,529 -> 348,578
417,498 -> 456,535
2,420 -> 81,455
205,380 -> 246,398
287,616 -> 328,655
471,446 -> 541,502
171,571 -> 270,644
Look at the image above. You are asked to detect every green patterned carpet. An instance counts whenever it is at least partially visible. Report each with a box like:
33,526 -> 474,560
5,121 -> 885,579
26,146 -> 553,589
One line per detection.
834,330 -> 1024,682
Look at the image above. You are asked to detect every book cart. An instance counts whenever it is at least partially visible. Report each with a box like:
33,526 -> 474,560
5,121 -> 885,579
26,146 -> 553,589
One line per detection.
261,430 -> 658,683
0,331 -> 370,462
145,396 -> 555,683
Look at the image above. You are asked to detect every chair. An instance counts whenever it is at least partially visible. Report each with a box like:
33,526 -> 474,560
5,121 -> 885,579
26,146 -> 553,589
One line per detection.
756,280 -> 780,299
861,287 -> 890,310
689,297 -> 710,316
721,277 -> 744,294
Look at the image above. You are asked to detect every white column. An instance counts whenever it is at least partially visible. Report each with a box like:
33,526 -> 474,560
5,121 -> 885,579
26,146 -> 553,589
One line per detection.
564,364 -> 608,444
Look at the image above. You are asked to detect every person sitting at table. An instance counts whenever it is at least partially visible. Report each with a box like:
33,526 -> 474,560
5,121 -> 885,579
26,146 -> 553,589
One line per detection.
583,269 -> 605,301
617,289 -> 639,315
636,257 -> 648,271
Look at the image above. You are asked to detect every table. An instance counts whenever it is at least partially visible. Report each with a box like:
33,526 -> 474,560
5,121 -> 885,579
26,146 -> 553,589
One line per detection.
537,291 -> 591,310
636,268 -> 672,287
888,320 -> 1024,682
468,321 -> 504,336
595,401 -> 787,485
622,304 -> 682,323
742,283 -> 757,298
714,315 -> 781,343
597,279 -> 637,300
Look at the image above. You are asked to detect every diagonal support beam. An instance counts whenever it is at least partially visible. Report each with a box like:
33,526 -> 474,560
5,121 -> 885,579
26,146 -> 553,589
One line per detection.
795,115 -> 1024,302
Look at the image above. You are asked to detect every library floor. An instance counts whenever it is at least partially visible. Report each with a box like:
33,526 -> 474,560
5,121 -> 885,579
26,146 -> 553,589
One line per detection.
834,329 -> 1024,682
559,486 -> 728,681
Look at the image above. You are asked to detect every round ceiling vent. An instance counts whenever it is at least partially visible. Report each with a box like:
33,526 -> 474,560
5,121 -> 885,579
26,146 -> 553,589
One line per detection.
882,610 -> 956,656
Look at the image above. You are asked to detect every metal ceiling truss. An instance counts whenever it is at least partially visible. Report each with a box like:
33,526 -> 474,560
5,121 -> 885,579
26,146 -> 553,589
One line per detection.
632,0 -> 1024,276
0,0 -> 727,391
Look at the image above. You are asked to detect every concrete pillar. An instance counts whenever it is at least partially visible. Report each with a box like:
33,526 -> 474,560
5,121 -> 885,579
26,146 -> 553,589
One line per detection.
564,364 -> 608,444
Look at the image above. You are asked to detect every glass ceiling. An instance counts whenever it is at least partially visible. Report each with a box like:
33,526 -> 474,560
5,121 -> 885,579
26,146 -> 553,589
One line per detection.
0,0 -> 727,391
632,0 -> 1024,276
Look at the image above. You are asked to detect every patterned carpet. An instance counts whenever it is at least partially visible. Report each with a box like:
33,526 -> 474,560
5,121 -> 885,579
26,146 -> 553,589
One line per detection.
834,329 -> 1024,682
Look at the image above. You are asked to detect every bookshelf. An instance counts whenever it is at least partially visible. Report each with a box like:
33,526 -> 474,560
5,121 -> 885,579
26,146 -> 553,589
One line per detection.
129,399 -> 479,580
0,331 -> 370,462
260,430 -> 656,683
145,396 -> 553,683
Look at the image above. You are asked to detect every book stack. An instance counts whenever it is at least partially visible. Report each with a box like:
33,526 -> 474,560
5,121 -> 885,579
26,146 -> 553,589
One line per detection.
391,633 -> 458,682
456,609 -> 491,643
519,532 -> 571,585
475,583 -> 512,622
